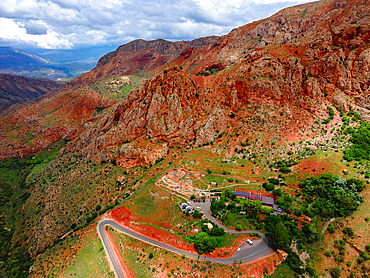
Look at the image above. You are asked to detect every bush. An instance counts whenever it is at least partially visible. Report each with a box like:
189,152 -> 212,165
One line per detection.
268,178 -> 280,185
95,204 -> 101,211
192,210 -> 203,219
325,250 -> 332,257
211,226 -> 225,236
343,227 -> 354,237
365,244 -> 370,253
149,252 -> 154,259
329,267 -> 341,278
360,251 -> 370,260
235,224 -> 242,231
327,223 -> 336,234
263,183 -> 275,192
273,188 -> 283,196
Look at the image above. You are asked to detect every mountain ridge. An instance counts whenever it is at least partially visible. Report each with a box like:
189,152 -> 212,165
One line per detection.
2,0 -> 370,163
1,1 -> 370,277
0,73 -> 62,111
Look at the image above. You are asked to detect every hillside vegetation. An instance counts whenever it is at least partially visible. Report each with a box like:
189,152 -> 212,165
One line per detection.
1,0 -> 370,277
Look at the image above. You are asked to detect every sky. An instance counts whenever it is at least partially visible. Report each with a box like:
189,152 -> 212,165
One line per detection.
0,0 -> 316,50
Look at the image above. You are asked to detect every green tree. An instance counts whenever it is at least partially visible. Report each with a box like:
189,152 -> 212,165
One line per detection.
273,188 -> 283,196
222,188 -> 233,198
267,222 -> 290,251
194,232 -> 217,254
250,200 -> 262,212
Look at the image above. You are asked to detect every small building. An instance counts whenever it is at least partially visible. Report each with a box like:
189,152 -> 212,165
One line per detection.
211,182 -> 217,186
261,196 -> 275,207
250,193 -> 261,201
167,170 -> 176,179
167,167 -> 185,180
181,173 -> 193,191
233,191 -> 250,198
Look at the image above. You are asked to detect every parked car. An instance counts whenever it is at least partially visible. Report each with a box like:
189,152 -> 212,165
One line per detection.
247,239 -> 253,246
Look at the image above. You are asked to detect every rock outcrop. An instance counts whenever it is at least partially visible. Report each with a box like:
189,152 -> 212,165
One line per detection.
116,143 -> 169,168
2,0 -> 370,163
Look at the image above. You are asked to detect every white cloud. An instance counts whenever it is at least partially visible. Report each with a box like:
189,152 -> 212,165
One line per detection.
0,0 -> 317,49
0,18 -> 73,48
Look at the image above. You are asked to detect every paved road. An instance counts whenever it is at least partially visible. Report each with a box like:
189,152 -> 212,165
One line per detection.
97,200 -> 275,278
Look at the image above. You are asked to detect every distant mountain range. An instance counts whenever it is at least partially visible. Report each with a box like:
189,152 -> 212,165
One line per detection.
0,73 -> 62,111
0,45 -> 117,81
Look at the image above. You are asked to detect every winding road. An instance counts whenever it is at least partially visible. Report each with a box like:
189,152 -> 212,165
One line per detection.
97,200 -> 275,278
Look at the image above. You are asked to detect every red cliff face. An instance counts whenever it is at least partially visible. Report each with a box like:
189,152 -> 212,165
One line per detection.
66,37 -> 219,88
1,0 -> 370,162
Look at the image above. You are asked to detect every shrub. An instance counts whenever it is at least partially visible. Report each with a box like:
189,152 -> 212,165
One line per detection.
149,252 -> 154,259
366,244 -> 370,253
327,223 -> 336,234
360,251 -> 370,260
95,204 -> 101,211
343,227 -> 354,237
235,224 -> 242,231
193,210 -> 203,219
273,188 -> 283,196
329,267 -> 341,278
325,250 -> 332,257
263,182 -> 275,192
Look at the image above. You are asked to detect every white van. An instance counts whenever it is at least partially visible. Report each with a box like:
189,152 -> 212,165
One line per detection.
247,239 -> 253,246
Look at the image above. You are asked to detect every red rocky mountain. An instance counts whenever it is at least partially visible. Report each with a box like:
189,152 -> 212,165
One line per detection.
1,0 -> 370,165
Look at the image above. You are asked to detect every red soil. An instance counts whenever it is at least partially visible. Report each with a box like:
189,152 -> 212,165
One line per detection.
108,206 -> 269,260
292,157 -> 333,177
108,207 -> 197,254
240,253 -> 283,277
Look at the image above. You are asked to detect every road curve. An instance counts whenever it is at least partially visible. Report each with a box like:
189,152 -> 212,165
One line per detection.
98,201 -> 275,278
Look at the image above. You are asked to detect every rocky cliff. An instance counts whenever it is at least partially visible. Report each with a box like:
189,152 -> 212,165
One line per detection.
2,0 -> 370,265
65,0 -> 370,165
1,0 -> 370,164
67,37 -> 219,87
